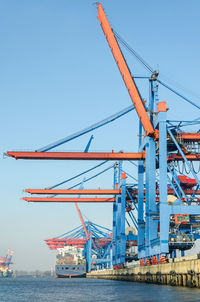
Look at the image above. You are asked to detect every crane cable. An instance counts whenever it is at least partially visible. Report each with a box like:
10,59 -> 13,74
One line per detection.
113,29 -> 200,110
113,29 -> 154,74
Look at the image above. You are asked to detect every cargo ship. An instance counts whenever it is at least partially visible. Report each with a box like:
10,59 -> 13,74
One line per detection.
55,246 -> 86,278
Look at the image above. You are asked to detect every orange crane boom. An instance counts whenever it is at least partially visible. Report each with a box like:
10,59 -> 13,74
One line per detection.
22,197 -> 116,202
74,203 -> 89,239
97,3 -> 154,136
25,189 -> 121,195
7,151 -> 145,160
7,151 -> 200,161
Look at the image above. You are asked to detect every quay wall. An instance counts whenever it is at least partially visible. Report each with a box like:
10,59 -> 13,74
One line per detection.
87,255 -> 200,288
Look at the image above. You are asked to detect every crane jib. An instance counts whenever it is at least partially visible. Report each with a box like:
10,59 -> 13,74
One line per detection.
97,3 -> 154,137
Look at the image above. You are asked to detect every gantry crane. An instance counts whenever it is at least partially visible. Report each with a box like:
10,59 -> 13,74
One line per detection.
6,2 -> 200,268
45,221 -> 113,272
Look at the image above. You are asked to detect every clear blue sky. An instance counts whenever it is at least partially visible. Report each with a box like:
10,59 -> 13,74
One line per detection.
0,0 -> 200,271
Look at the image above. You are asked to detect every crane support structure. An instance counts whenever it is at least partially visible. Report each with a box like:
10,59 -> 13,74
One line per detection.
25,189 -> 121,195
97,3 -> 154,136
22,197 -> 116,202
37,105 -> 134,152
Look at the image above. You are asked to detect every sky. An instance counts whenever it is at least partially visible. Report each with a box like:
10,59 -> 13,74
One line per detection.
0,0 -> 200,271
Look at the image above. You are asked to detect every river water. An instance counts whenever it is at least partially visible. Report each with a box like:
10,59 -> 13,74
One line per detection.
0,277 -> 200,302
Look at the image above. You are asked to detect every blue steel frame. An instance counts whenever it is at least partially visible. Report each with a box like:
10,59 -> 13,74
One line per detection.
112,166 -> 137,267
137,74 -> 200,263
112,168 -> 127,266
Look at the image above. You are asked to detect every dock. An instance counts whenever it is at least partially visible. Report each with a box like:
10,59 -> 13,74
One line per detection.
87,255 -> 200,288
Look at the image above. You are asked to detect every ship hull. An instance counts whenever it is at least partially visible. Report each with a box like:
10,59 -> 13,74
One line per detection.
56,273 -> 86,278
55,264 -> 86,278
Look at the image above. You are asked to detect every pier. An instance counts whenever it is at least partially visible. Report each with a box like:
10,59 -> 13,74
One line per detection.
87,255 -> 200,288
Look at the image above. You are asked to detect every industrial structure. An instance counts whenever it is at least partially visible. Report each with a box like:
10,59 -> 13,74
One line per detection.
0,250 -> 14,277
6,2 -> 200,275
46,221 -> 113,272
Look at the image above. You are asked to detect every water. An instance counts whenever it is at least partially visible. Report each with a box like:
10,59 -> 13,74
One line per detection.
0,277 -> 200,302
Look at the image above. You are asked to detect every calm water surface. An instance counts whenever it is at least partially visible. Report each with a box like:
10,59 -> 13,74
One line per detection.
0,277 -> 200,302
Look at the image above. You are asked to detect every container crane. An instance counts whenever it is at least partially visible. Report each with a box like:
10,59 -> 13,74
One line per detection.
6,2 -> 200,270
